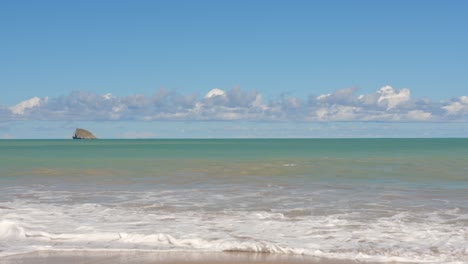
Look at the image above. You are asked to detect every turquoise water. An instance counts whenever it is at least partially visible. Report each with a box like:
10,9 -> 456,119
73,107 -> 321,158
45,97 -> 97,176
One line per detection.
1,139 -> 467,186
1,139 -> 467,262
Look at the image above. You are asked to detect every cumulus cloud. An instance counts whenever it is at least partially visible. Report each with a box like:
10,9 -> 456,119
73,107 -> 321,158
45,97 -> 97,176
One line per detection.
204,88 -> 226,99
9,96 -> 48,115
1,86 -> 467,122
442,96 -> 468,116
376,86 -> 410,110
316,87 -> 358,105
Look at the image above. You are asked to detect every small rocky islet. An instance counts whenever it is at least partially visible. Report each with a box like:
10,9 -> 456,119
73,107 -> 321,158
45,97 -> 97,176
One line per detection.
72,128 -> 97,139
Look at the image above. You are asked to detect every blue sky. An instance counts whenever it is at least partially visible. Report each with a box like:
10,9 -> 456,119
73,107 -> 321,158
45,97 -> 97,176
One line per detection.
1,0 -> 467,138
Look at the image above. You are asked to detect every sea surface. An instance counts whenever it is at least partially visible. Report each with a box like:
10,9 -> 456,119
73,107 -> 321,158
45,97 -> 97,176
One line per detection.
0,139 -> 467,263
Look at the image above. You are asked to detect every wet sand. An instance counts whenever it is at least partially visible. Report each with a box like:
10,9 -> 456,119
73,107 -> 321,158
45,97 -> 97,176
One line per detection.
0,251 -> 398,264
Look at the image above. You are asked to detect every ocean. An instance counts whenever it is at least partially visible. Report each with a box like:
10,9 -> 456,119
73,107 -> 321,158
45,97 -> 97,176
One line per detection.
0,139 -> 467,263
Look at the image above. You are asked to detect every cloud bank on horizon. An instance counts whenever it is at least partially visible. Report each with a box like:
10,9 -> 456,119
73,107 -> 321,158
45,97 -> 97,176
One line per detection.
2,86 -> 468,122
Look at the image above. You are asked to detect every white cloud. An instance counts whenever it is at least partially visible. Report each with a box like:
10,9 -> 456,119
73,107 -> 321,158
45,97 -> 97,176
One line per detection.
376,86 -> 410,110
316,87 -> 358,105
317,93 -> 331,100
2,86 -> 467,122
406,110 -> 432,121
462,96 -> 468,104
102,93 -> 114,100
204,88 -> 226,98
315,108 -> 328,120
252,94 -> 268,111
314,105 -> 361,121
9,96 -> 48,115
442,96 -> 468,115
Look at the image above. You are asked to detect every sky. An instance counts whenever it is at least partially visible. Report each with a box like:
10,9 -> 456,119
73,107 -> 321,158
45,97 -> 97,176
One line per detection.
0,0 -> 467,138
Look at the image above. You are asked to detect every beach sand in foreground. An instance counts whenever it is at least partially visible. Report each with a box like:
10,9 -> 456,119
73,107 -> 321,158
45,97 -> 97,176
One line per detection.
0,251 -> 411,264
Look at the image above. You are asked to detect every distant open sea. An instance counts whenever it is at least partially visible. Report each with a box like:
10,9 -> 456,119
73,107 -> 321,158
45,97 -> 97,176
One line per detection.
0,139 -> 467,263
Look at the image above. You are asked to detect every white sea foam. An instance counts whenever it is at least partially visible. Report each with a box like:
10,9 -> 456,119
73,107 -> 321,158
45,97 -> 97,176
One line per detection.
0,204 -> 466,261
1,182 -> 467,263
0,220 -> 26,239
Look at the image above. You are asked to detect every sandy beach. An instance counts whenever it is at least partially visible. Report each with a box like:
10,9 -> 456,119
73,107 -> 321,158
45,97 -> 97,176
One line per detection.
0,251 -> 401,264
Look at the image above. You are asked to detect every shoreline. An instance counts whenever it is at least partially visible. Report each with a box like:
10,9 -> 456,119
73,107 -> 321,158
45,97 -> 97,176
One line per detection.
0,251 -> 408,264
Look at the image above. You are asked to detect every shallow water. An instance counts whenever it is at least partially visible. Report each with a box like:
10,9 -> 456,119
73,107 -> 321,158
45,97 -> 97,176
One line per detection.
1,139 -> 467,263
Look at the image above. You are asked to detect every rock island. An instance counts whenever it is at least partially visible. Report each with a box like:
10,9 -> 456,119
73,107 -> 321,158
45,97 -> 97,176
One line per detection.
72,128 -> 97,139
